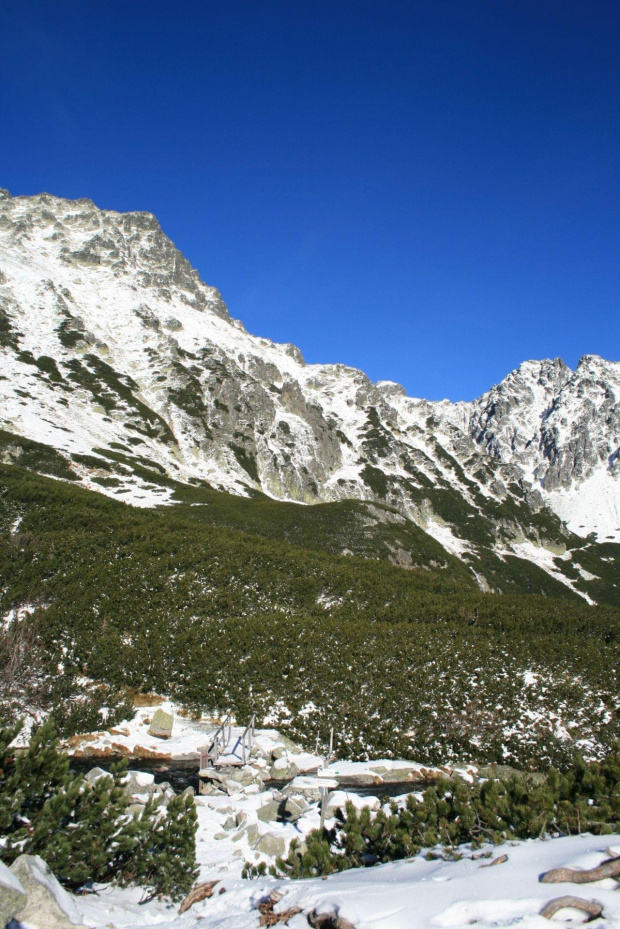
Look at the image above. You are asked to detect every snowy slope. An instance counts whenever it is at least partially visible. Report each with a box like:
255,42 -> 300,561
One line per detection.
1,188 -> 618,598
74,834 -> 620,929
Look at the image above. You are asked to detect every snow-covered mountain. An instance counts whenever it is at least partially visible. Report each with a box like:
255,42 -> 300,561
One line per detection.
1,189 -> 618,599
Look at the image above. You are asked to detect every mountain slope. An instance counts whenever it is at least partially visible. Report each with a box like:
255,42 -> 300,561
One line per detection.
0,188 -> 619,603
2,463 -> 619,767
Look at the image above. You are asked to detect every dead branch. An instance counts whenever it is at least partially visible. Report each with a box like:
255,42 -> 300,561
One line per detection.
178,880 -> 220,914
479,854 -> 508,868
539,896 -> 603,921
540,856 -> 620,884
257,890 -> 301,926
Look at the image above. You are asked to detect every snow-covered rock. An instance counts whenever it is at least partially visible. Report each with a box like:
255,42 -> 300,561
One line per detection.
10,855 -> 87,929
0,859 -> 27,926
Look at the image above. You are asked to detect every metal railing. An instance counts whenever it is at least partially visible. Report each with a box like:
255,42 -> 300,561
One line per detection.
240,714 -> 256,764
199,713 -> 232,767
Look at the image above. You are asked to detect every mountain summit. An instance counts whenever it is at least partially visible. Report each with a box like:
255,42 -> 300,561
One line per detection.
1,190 -> 618,601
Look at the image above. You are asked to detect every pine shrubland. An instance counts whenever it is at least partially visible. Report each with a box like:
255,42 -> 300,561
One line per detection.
0,720 -> 198,900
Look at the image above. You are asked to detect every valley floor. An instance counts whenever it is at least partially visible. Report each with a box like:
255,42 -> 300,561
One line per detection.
62,709 -> 620,929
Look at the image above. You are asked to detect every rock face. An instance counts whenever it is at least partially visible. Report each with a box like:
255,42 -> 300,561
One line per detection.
0,189 -> 618,597
10,855 -> 86,929
148,708 -> 173,739
0,859 -> 27,926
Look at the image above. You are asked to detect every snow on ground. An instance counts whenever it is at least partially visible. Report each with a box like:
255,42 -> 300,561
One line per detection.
500,540 -> 595,604
65,703 -> 320,770
421,519 -> 473,558
72,835 -> 620,929
547,470 -> 620,543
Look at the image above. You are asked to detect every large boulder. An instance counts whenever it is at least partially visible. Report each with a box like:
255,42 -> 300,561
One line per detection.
257,800 -> 281,823
268,756 -> 299,781
147,708 -> 173,739
10,855 -> 87,929
255,832 -> 286,858
0,860 -> 27,927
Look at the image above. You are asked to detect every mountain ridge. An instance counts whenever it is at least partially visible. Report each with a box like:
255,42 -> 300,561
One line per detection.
1,188 -> 619,603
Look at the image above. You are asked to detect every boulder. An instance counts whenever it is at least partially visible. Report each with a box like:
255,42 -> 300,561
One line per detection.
10,855 -> 87,929
283,795 -> 307,822
257,800 -> 281,823
284,776 -> 337,801
148,708 -> 173,739
232,823 -> 260,845
255,832 -> 286,858
271,745 -> 287,760
83,766 -> 109,783
268,757 -> 299,781
0,860 -> 27,927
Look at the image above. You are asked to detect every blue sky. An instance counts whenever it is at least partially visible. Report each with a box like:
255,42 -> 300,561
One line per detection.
1,1 -> 619,400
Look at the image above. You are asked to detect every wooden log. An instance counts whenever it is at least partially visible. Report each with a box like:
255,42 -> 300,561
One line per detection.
539,896 -> 603,921
540,856 -> 620,884
178,880 -> 220,914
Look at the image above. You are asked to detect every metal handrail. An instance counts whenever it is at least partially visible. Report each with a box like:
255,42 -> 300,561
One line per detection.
200,713 -> 232,767
240,714 -> 256,764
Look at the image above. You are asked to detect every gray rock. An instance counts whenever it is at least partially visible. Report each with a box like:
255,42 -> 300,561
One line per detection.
0,860 -> 27,927
256,800 -> 281,823
147,708 -> 173,739
268,758 -> 299,781
232,823 -> 260,845
83,766 -> 109,783
283,796 -> 308,822
255,832 -> 286,858
223,816 -> 237,830
10,855 -> 87,929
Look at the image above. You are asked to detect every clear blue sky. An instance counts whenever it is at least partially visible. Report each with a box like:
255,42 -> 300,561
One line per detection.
2,1 -> 619,400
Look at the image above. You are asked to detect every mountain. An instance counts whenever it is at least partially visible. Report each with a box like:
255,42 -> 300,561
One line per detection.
0,188 -> 619,604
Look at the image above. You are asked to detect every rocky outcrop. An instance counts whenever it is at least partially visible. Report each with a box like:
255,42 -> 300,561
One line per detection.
10,855 -> 87,929
0,860 -> 27,926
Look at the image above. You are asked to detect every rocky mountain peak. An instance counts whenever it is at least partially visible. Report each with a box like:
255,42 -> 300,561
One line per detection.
1,191 -> 618,602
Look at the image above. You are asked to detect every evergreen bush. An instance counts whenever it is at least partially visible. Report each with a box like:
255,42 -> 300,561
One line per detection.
0,720 -> 198,900
275,750 -> 620,878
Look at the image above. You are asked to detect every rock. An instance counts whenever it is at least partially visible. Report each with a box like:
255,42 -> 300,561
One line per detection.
83,766 -> 109,782
228,768 -> 264,789
232,823 -> 260,845
147,708 -> 173,739
255,832 -> 286,858
223,816 -> 237,831
284,776 -> 337,801
271,745 -> 287,760
10,855 -> 87,929
269,757 -> 299,781
283,796 -> 307,822
236,810 -> 248,826
257,800 -> 281,823
326,792 -> 380,817
124,770 -> 156,795
0,860 -> 27,927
